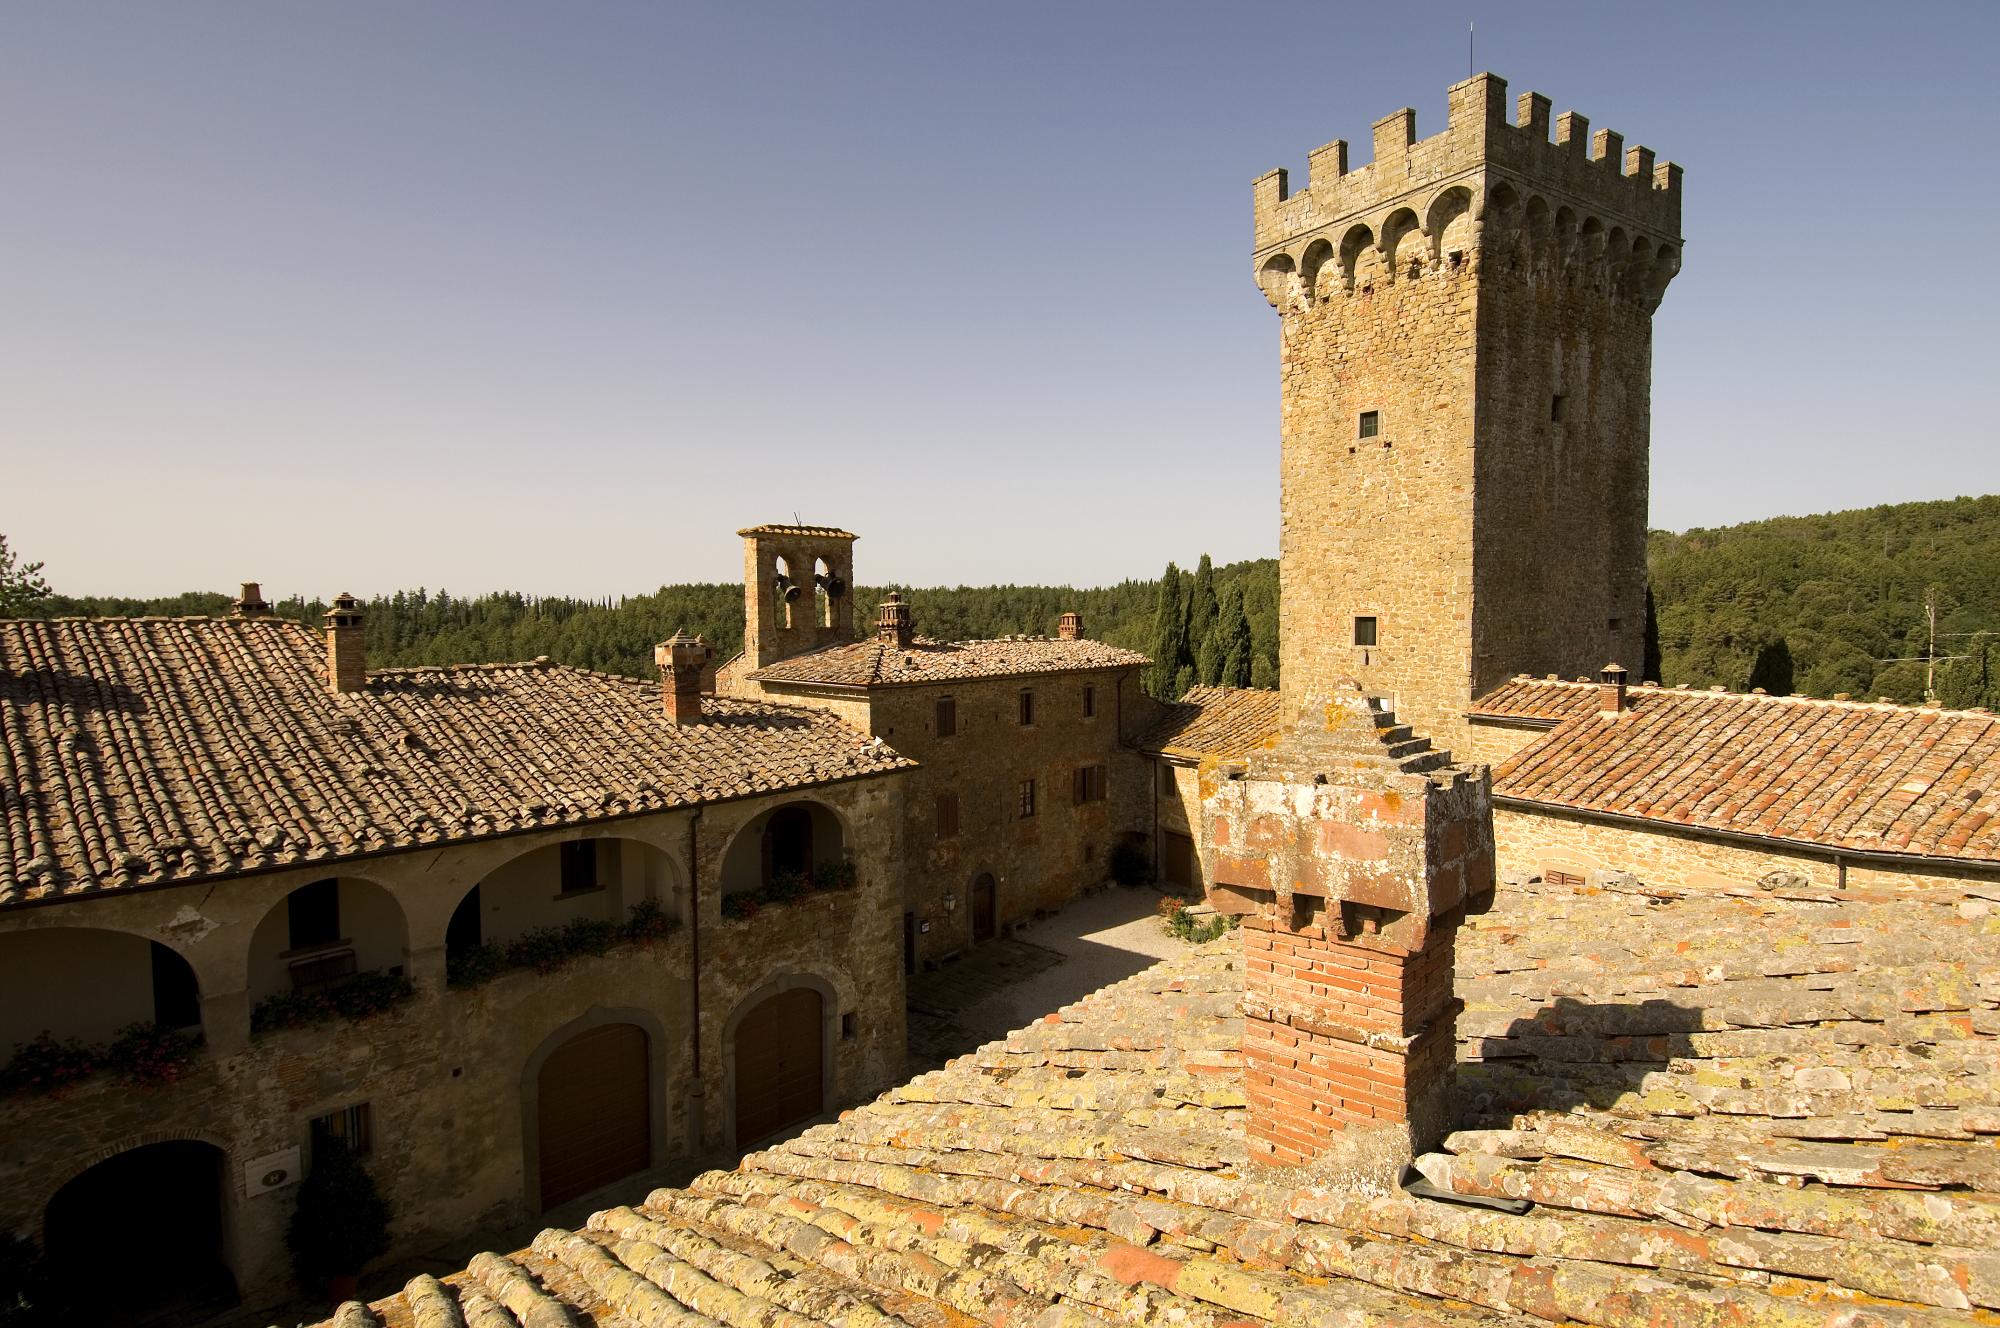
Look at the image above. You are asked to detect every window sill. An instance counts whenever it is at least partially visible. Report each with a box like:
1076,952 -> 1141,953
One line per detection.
280,938 -> 353,961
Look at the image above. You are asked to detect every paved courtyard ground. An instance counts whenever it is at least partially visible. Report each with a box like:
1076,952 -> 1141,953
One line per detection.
906,883 -> 1186,1070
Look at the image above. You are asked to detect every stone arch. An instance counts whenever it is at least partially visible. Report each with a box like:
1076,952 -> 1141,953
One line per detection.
718,798 -> 853,898
1626,235 -> 1654,301
43,1137 -> 238,1321
444,833 -> 686,975
1337,223 -> 1379,292
772,554 -> 799,629
245,874 -> 409,1005
1256,253 -> 1298,310
1298,236 -> 1335,302
0,925 -> 203,1048
720,970 -> 841,1153
519,1005 -> 671,1213
1427,186 -> 1475,269
1646,243 -> 1681,305
1380,207 -> 1426,278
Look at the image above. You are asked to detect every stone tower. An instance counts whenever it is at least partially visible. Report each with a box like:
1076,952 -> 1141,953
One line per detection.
1254,73 -> 1681,746
738,524 -> 858,669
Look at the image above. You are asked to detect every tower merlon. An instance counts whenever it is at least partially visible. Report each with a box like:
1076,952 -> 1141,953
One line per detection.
1252,72 -> 1681,262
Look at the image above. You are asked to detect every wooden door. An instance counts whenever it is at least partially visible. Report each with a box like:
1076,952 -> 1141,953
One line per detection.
734,987 -> 823,1145
972,874 -> 997,943
537,1022 -> 650,1209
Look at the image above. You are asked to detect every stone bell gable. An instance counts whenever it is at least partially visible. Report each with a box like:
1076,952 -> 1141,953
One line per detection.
1203,686 -> 1494,1178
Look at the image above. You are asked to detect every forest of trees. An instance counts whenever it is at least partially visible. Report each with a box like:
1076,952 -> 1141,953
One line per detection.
15,493 -> 2000,708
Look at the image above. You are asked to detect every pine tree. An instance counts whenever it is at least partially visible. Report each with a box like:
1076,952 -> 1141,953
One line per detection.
1218,583 -> 1254,687
1148,564 -> 1189,698
1188,554 -> 1219,681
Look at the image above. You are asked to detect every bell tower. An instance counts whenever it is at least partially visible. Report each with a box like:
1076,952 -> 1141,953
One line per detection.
738,524 -> 858,669
1255,73 -> 1681,747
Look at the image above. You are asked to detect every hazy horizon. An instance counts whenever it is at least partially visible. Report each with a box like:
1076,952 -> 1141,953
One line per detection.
7,2 -> 1997,599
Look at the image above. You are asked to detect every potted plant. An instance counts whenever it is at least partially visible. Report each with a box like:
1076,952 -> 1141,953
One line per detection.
285,1142 -> 392,1305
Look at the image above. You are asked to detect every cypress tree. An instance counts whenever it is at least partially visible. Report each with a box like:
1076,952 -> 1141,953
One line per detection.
1218,583 -> 1254,687
1188,554 -> 1219,681
1196,630 -> 1223,689
1149,564 -> 1189,698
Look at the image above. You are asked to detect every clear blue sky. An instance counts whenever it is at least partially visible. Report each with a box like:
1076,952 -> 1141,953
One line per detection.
5,2 -> 1996,598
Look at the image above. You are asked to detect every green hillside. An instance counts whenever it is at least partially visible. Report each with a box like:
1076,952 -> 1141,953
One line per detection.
15,493 -> 1999,708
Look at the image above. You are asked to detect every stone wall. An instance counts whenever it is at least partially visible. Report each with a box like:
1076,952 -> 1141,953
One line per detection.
0,773 -> 905,1312
1255,73 -> 1679,751
842,670 -> 1146,968
1493,803 -> 1992,896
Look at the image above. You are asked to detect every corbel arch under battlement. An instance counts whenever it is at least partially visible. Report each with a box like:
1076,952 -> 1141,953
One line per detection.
1379,206 -> 1426,279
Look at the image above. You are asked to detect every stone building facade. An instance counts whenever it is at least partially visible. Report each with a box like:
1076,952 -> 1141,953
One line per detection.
0,611 -> 911,1319
718,526 -> 1155,970
1254,72 -> 1681,750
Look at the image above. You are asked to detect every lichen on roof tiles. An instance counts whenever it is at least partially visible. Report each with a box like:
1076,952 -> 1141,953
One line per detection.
1133,685 -> 1283,759
1477,677 -> 2000,865
0,616 -> 913,904
748,635 -> 1148,688
317,875 -> 2000,1327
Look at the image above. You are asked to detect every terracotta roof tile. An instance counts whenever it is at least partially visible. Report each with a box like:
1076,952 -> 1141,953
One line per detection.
1133,686 -> 1284,759
750,636 -> 1147,688
0,616 -> 912,905
324,875 -> 2000,1326
1465,675 -> 1605,724
1488,679 -> 2000,865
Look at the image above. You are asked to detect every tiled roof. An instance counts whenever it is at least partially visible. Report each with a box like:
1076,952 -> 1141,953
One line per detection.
1134,685 -> 1284,759
736,524 -> 856,540
0,617 -> 912,906
750,635 -> 1148,688
1489,680 -> 2000,865
1467,675 -> 1607,725
320,874 -> 2000,1327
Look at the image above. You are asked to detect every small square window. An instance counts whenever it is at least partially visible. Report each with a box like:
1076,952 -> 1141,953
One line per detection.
1019,778 -> 1037,819
1357,410 -> 1380,439
935,695 -> 957,738
1608,617 -> 1622,631
841,1011 -> 858,1041
1551,393 -> 1567,423
1354,616 -> 1378,647
1019,690 -> 1036,727
310,1103 -> 373,1160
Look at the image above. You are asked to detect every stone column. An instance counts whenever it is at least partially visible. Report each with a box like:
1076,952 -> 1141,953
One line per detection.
1204,685 -> 1493,1181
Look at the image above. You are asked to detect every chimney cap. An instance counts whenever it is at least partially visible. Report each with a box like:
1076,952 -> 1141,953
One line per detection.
1599,661 -> 1628,682
233,581 -> 272,619
327,592 -> 364,626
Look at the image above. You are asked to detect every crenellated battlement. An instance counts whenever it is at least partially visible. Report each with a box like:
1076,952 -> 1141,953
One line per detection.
1253,72 -> 1680,264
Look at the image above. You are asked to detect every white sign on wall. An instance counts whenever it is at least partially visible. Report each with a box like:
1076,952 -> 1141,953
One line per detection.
244,1146 -> 302,1195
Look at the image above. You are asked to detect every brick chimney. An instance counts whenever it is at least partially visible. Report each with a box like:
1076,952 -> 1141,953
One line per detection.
1058,610 -> 1083,641
325,593 -> 367,694
655,630 -> 714,726
876,592 -> 914,649
1204,685 -> 1493,1180
1599,662 -> 1629,714
232,582 -> 272,619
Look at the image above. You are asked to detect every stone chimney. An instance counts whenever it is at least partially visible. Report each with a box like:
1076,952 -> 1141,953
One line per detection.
655,630 -> 714,726
876,592 -> 914,649
232,582 -> 272,619
325,593 -> 367,694
1204,686 -> 1493,1179
1599,662 -> 1629,714
1058,610 -> 1084,641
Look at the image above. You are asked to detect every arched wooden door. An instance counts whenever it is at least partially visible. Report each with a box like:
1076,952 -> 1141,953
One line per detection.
537,1022 -> 651,1209
734,986 -> 823,1145
45,1140 -> 235,1323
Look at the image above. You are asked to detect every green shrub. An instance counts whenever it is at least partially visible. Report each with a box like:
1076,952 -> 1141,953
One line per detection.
446,941 -> 505,989
620,898 -> 679,946
252,971 -> 414,1036
285,1143 -> 392,1287
453,901 -> 684,987
0,1033 -> 99,1097
814,858 -> 859,891
1162,905 -> 1237,945
105,1022 -> 201,1089
721,892 -> 760,921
